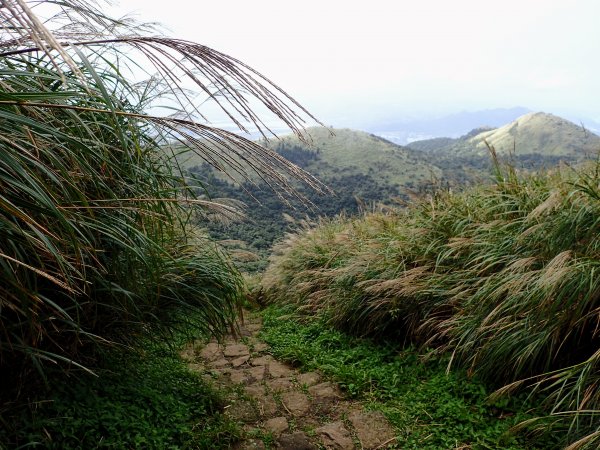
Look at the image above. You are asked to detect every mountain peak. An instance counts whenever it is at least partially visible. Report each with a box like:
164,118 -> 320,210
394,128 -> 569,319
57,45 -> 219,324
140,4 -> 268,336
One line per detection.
467,112 -> 600,157
268,126 -> 442,187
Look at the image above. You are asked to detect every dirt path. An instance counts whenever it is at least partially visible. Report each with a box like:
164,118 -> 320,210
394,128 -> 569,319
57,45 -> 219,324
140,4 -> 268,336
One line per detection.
181,312 -> 396,449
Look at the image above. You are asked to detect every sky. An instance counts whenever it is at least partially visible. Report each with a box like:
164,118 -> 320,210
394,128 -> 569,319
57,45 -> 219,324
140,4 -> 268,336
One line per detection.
109,0 -> 600,126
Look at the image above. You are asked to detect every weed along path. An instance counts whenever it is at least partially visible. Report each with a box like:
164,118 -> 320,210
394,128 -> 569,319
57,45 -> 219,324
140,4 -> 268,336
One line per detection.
181,311 -> 396,449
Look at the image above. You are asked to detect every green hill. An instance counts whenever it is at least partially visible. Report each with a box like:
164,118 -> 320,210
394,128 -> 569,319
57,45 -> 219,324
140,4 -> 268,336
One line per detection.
267,127 -> 441,188
188,128 -> 443,270
409,112 -> 600,159
406,113 -> 600,181
181,127 -> 442,188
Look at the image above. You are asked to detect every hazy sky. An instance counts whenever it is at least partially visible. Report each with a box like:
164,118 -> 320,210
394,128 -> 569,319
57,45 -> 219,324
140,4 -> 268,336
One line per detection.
111,0 -> 600,124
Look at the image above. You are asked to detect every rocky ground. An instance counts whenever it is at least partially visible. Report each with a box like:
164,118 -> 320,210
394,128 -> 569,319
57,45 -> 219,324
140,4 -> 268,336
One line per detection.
180,312 -> 396,449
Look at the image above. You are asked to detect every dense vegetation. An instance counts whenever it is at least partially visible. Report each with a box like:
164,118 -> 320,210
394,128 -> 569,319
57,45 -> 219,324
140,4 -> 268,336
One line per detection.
260,305 -> 560,449
0,1 -> 320,447
1,324 -> 240,449
262,157 -> 600,448
189,133 -> 446,270
190,148 -> 406,271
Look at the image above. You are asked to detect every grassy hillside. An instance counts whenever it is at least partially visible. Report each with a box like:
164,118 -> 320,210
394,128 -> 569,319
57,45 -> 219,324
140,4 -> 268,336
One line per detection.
407,113 -> 598,183
181,127 -> 442,188
405,136 -> 458,152
466,112 -> 600,156
409,112 -> 600,160
188,128 -> 444,269
261,160 -> 600,449
268,127 -> 442,186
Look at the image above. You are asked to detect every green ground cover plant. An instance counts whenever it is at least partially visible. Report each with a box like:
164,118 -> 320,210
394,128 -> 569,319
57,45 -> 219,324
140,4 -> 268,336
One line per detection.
262,157 -> 600,448
0,321 -> 240,449
260,305 -> 559,449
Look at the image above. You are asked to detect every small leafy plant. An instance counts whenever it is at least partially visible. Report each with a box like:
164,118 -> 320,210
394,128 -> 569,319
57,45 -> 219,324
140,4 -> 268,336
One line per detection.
260,305 -> 561,449
0,325 -> 241,449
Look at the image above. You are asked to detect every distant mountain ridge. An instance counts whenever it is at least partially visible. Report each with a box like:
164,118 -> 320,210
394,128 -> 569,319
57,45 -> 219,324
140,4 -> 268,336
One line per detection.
187,117 -> 600,269
408,112 -> 600,159
367,107 -> 531,144
189,128 -> 444,269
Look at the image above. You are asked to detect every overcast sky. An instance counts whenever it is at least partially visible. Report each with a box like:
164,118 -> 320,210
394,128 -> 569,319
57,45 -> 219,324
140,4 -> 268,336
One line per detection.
110,0 -> 600,125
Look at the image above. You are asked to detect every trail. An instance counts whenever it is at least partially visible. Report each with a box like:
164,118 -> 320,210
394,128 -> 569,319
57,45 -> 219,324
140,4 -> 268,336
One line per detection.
181,311 -> 396,449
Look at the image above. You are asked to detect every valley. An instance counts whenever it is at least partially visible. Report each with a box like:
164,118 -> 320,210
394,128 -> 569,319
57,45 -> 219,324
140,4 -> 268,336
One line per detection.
2,3 -> 599,448
191,112 -> 599,271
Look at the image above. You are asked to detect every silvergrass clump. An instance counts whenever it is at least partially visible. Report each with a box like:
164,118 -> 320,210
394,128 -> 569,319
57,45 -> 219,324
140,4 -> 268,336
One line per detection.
263,161 -> 600,448
0,0 -> 322,387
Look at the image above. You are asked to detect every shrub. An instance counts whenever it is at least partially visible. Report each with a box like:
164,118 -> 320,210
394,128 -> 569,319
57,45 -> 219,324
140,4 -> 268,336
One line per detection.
263,161 -> 600,448
0,0 -> 320,387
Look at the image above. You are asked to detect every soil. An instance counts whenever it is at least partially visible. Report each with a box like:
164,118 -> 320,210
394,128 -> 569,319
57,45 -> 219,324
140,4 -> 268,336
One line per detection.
181,312 -> 396,449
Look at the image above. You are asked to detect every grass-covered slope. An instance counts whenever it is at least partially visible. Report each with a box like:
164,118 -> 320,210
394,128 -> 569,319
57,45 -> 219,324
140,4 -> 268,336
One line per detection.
465,112 -> 600,157
410,112 -> 600,160
262,160 -> 600,448
186,128 -> 444,268
182,127 -> 442,190
268,127 -> 442,187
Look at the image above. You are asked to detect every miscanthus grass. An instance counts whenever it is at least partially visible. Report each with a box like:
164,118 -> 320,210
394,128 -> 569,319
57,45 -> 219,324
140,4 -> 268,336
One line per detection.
0,0 -> 322,394
263,159 -> 600,448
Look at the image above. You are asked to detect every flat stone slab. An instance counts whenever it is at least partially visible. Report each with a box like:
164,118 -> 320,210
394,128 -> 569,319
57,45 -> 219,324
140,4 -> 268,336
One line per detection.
281,391 -> 310,417
268,360 -> 294,378
267,377 -> 294,392
316,421 -> 354,450
264,416 -> 288,436
230,369 -> 252,385
212,367 -> 232,377
232,355 -> 250,367
244,384 -> 266,399
308,382 -> 340,400
245,323 -> 262,332
210,358 -> 231,368
297,372 -> 320,386
224,343 -> 250,357
239,328 -> 253,337
251,355 -> 274,366
256,394 -> 279,417
348,410 -> 395,449
277,432 -> 316,450
200,342 -> 222,361
248,365 -> 266,382
252,342 -> 269,353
